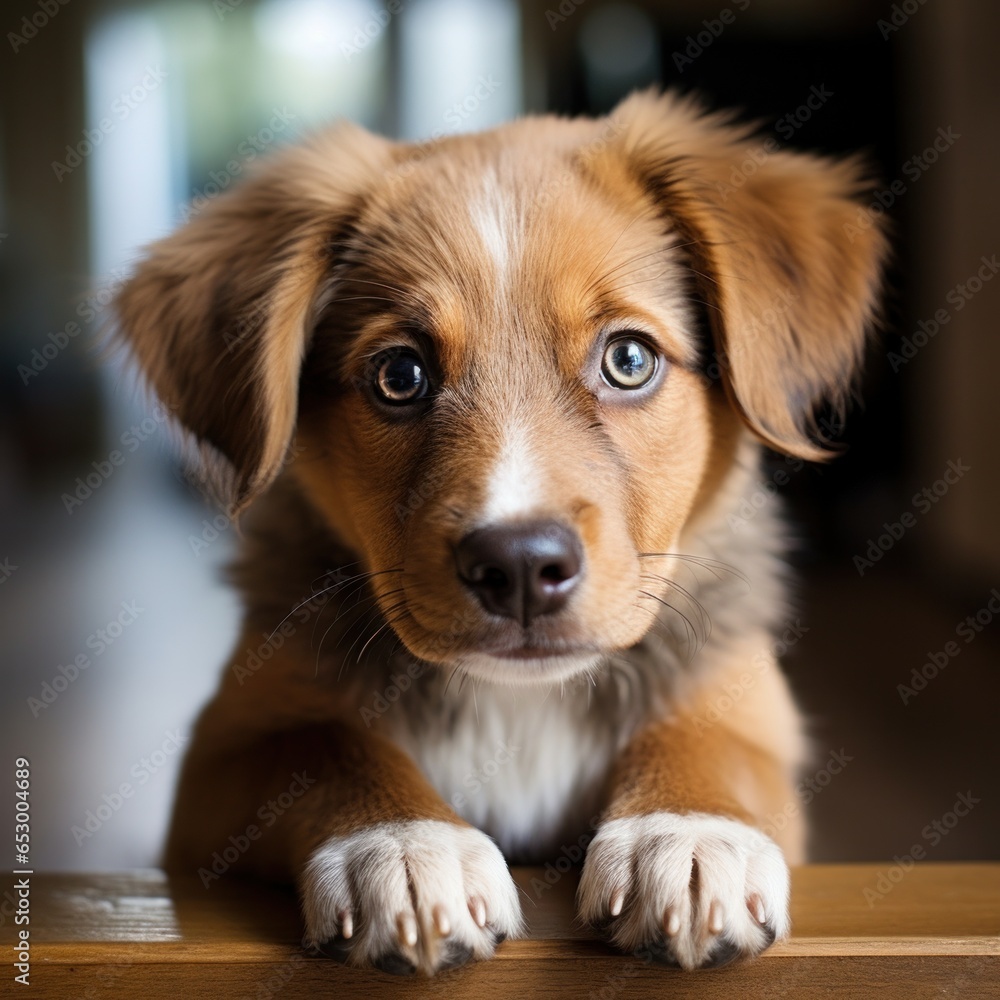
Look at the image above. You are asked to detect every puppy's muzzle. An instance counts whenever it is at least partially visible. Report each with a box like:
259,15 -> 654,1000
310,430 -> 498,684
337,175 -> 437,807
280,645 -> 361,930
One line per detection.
455,520 -> 583,626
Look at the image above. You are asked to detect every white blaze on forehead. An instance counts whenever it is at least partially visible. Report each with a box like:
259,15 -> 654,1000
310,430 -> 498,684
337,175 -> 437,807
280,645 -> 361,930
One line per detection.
469,172 -> 536,522
482,418 -> 542,522
470,170 -> 517,282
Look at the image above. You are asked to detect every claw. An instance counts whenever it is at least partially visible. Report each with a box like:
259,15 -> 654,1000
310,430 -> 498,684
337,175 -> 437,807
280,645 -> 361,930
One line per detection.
609,889 -> 624,917
708,900 -> 724,935
469,896 -> 486,929
338,909 -> 353,940
433,903 -> 451,937
398,912 -> 418,947
748,893 -> 766,925
664,907 -> 681,937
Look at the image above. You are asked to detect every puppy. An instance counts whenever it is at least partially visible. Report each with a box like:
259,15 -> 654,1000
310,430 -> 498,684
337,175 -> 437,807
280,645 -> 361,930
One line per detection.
114,90 -> 885,974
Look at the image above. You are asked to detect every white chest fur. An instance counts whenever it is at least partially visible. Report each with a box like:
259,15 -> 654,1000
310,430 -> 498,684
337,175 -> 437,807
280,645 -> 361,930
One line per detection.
384,680 -> 620,861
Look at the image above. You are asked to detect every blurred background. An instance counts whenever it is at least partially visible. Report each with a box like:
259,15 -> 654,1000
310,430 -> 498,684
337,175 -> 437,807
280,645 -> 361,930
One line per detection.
1,0 -> 997,871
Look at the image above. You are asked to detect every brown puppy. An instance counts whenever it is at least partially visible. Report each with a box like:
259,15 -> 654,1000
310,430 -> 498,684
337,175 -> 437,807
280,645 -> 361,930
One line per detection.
115,90 -> 886,975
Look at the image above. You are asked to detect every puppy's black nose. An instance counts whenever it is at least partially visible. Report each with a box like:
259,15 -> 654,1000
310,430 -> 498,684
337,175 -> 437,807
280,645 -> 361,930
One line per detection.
455,520 -> 583,625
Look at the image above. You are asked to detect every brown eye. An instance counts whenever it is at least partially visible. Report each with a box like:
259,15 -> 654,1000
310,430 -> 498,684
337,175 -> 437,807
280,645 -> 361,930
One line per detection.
373,350 -> 429,404
601,337 -> 656,389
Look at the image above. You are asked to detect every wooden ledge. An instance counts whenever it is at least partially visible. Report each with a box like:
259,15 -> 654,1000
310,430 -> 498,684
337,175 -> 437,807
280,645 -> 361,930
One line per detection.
4,864 -> 998,998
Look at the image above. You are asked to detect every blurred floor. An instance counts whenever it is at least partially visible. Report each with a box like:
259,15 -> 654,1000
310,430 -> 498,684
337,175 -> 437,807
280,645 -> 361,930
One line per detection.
1,442 -> 239,871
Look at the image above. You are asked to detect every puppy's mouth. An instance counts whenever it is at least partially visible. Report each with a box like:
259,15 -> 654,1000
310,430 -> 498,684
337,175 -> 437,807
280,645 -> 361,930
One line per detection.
455,647 -> 605,686
485,645 -> 582,660
383,590 -> 608,684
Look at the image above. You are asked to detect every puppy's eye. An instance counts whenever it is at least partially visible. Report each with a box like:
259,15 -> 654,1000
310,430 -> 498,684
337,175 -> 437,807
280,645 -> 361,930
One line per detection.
601,336 -> 657,389
373,350 -> 429,404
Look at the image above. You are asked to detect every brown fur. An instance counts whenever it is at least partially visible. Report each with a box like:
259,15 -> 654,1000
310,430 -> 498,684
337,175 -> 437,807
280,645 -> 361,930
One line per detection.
114,90 -> 885,973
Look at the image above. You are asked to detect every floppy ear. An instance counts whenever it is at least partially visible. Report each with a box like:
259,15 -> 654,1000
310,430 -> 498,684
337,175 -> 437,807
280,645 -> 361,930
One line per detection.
114,122 -> 394,508
615,91 -> 889,460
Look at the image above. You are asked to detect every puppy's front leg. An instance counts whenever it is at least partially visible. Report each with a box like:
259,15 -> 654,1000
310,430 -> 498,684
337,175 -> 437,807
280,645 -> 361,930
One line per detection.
167,717 -> 521,975
578,692 -> 798,970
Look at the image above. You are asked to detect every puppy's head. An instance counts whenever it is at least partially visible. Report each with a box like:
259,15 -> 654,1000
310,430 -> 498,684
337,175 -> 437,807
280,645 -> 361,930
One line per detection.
116,92 -> 886,685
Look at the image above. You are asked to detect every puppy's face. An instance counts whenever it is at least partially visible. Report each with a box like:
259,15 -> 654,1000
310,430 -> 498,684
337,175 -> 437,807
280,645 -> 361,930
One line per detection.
115,93 -> 886,686
296,147 -> 715,683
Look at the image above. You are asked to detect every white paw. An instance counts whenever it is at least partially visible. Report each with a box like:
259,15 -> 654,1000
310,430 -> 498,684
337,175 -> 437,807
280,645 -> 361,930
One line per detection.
578,812 -> 790,969
301,820 -> 522,975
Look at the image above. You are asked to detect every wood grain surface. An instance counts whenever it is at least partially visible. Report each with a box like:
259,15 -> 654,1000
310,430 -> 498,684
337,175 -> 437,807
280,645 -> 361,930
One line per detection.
3,864 -> 998,998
